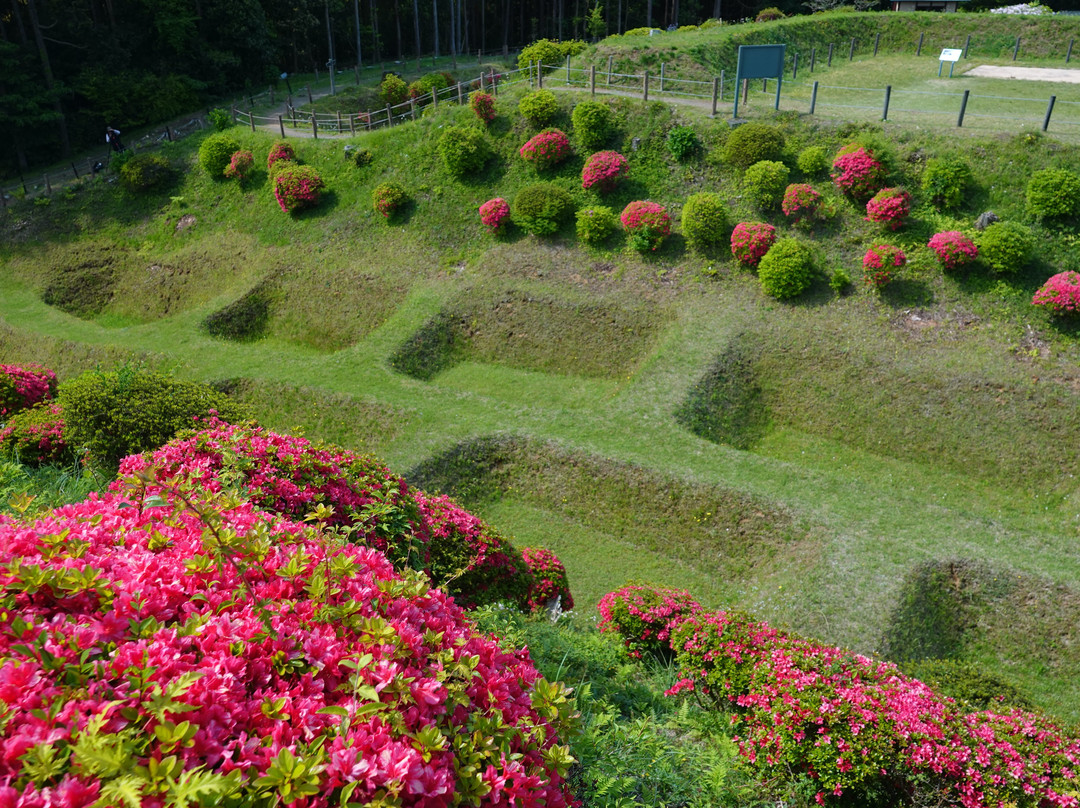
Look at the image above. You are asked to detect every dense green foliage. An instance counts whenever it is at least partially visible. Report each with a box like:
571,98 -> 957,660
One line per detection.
721,122 -> 785,170
571,101 -> 614,152
921,157 -> 973,210
978,220 -> 1035,274
518,90 -> 560,127
513,182 -> 575,235
576,205 -> 620,244
681,192 -> 730,253
119,153 -> 172,193
438,125 -> 491,178
743,160 -> 790,209
198,133 -> 242,178
757,238 -> 814,299
1026,168 -> 1080,221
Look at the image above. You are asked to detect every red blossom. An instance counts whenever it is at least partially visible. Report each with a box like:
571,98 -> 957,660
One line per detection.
1033,271 -> 1080,317
479,197 -> 512,232
928,231 -> 978,272
831,145 -> 886,200
620,201 -> 671,252
865,187 -> 911,230
730,222 -> 777,267
581,151 -> 629,193
0,364 -> 57,418
862,244 -> 906,289
519,129 -> 573,171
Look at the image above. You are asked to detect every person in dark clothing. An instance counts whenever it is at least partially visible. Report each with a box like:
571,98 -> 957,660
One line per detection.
105,127 -> 125,152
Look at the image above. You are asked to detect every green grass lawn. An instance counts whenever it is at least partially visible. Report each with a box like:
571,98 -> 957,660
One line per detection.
4,26 -> 1080,721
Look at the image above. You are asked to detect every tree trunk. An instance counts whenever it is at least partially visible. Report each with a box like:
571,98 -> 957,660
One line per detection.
354,0 -> 363,65
502,0 -> 509,54
395,0 -> 403,59
646,0 -> 652,29
433,0 -> 440,58
412,0 -> 422,64
24,0 -> 69,156
9,0 -> 27,45
713,0 -> 721,19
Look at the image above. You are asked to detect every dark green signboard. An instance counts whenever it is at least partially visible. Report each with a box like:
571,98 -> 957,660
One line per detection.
734,44 -> 786,118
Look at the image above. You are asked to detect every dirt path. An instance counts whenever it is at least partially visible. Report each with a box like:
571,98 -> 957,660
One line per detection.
964,65 -> 1080,83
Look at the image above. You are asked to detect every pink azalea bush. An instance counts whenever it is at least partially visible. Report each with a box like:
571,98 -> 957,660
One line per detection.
1033,271 -> 1080,317
928,230 -> 979,272
781,183 -> 825,226
863,243 -> 906,289
469,91 -> 496,124
478,197 -> 512,233
521,548 -> 575,613
730,221 -> 777,267
0,401 -> 68,466
117,419 -> 537,609
223,149 -> 255,181
597,583 -> 702,659
602,583 -> 1080,808
266,140 -> 295,171
620,201 -> 672,252
520,129 -> 573,171
0,485 -> 577,807
0,363 -> 57,418
865,187 -> 912,230
581,150 -> 629,193
273,164 -> 325,213
831,144 -> 886,200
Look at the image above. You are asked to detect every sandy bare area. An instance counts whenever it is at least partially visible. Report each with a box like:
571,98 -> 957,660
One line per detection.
964,64 -> 1080,83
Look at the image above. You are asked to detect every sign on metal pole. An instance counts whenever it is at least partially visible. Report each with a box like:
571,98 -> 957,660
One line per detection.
938,48 -> 962,78
733,44 -> 786,118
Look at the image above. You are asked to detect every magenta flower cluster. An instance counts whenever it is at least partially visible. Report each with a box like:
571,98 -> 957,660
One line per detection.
519,129 -> 573,171
863,243 -> 906,289
865,187 -> 912,230
781,183 -> 824,225
273,165 -> 325,213
581,150 -> 629,193
730,221 -> 777,267
597,583 -> 701,659
0,480 -> 577,806
469,91 -> 496,124
0,364 -> 57,419
478,197 -> 511,232
831,145 -> 886,200
600,584 -> 1080,808
520,548 -> 575,613
1033,271 -> 1080,317
0,401 -> 67,465
266,141 -> 296,171
224,149 -> 254,181
620,201 -> 672,252
928,231 -> 978,272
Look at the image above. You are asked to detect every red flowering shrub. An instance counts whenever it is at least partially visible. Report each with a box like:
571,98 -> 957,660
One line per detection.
520,547 -> 574,613
831,144 -> 886,200
479,197 -> 512,232
730,221 -> 777,267
781,183 -> 825,226
223,149 -> 254,181
372,182 -> 407,219
581,150 -> 629,193
0,363 -> 56,418
0,488 -> 577,807
0,401 -> 68,465
520,129 -> 573,171
620,200 -> 672,252
597,583 -> 702,659
469,91 -> 496,124
602,587 -> 1080,808
865,187 -> 912,230
273,164 -> 325,213
928,230 -> 979,272
1033,271 -> 1080,317
266,140 -> 295,171
117,419 -> 531,608
862,243 -> 906,289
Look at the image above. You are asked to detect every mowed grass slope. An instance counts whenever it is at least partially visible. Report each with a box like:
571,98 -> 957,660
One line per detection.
4,31 -> 1080,718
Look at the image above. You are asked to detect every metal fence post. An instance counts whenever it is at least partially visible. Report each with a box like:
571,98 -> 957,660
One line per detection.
810,47 -> 816,72
660,62 -> 666,92
957,89 -> 970,127
643,71 -> 649,101
917,32 -> 924,56
607,54 -> 613,86
828,43 -> 833,67
1013,36 -> 1021,61
882,85 -> 892,121
538,62 -> 543,89
590,65 -> 596,95
849,38 -> 856,61
1067,39 -> 1074,63
712,76 -> 719,116
566,55 -> 571,84
810,80 -> 819,115
963,34 -> 971,59
793,52 -> 799,79
1043,95 -> 1056,131
874,32 -> 881,57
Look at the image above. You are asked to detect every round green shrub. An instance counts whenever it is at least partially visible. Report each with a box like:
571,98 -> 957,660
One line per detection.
58,365 -> 250,471
517,38 -> 586,70
1026,168 -> 1080,221
571,100 -> 613,152
796,145 -> 829,177
408,72 -> 449,102
119,153 -> 171,193
519,89 -> 560,126
743,160 -> 791,209
666,125 -> 700,162
372,182 -> 407,218
921,156 -> 973,210
681,192 -> 730,253
755,6 -> 785,20
576,205 -> 619,245
378,73 -> 409,105
978,221 -> 1035,274
757,238 -> 814,299
721,122 -> 785,170
198,132 -> 241,178
351,147 -> 374,168
513,183 -> 575,236
437,125 -> 490,178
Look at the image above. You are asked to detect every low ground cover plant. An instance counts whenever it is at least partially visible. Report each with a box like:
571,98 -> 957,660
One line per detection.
373,182 -> 407,218
581,150 -> 628,193
620,201 -> 672,252
757,238 -> 814,299
928,230 -> 978,272
520,128 -> 573,171
730,221 -> 777,267
273,164 -> 325,213
863,243 -> 906,289
1033,271 -> 1080,317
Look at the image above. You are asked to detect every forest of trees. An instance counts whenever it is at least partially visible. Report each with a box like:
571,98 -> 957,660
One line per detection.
1,0 -> 1072,177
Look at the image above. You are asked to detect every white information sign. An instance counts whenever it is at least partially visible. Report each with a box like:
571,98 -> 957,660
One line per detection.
939,48 -> 963,63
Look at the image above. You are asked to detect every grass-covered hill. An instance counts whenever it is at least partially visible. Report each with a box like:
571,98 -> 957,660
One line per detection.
4,12 -> 1080,741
